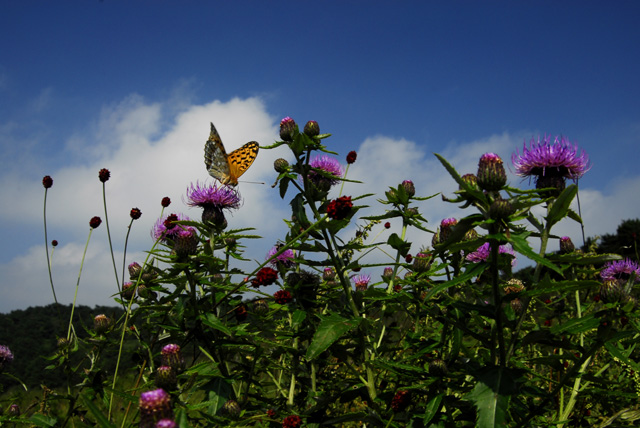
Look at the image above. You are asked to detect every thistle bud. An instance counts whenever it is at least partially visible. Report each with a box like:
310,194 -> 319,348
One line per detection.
460,173 -> 478,190
279,117 -> 297,142
161,344 -> 185,372
274,158 -> 290,173
428,358 -> 448,376
303,120 -> 319,137
559,236 -> 575,254
253,298 -> 269,315
477,153 -> 507,191
599,280 -> 626,303
223,400 -> 241,419
93,314 -> 111,334
8,404 -> 20,416
412,252 -> 432,273
139,389 -> 172,428
489,198 -> 514,220
128,262 -> 142,279
401,180 -> 415,197
155,366 -> 177,391
121,282 -> 136,301
382,267 -> 394,282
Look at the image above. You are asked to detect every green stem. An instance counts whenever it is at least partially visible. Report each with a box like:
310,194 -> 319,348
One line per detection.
43,188 -> 61,323
102,182 -> 121,294
67,228 -> 94,340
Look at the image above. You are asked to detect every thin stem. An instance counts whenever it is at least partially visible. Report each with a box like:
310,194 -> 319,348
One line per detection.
67,228 -> 94,340
103,182 -> 121,293
43,188 -> 60,310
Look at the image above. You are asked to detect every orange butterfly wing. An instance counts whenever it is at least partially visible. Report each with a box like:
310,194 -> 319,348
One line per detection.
204,122 -> 259,186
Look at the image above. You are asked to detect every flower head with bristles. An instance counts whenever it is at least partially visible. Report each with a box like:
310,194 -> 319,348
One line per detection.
600,259 -> 640,283
186,181 -> 241,211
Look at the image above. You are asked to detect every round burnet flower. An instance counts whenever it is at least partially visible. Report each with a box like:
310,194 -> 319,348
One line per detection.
353,274 -> 371,291
326,196 -> 353,220
307,155 -> 343,190
130,207 -> 142,220
267,245 -> 296,268
282,414 -> 302,428
512,135 -> 591,195
391,389 -> 411,412
600,259 -> 640,283
42,175 -> 53,189
161,197 -> 171,208
152,213 -> 191,242
274,290 -> 293,305
51,240 -> 58,247
303,120 -> 320,137
139,389 -> 173,428
0,345 -> 14,371
161,344 -> 185,372
280,117 -> 297,142
477,153 -> 507,191
253,267 -> 278,287
346,150 -> 357,164
89,216 -> 102,229
98,168 -> 110,183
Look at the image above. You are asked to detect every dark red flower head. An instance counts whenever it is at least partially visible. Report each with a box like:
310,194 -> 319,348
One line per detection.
391,389 -> 411,412
89,216 -> 102,229
282,414 -> 302,428
98,168 -> 110,183
42,175 -> 53,189
51,240 -> 58,247
130,207 -> 142,220
163,214 -> 179,231
254,267 -> 278,286
161,197 -> 171,208
346,151 -> 357,164
326,196 -> 353,220
274,290 -> 293,304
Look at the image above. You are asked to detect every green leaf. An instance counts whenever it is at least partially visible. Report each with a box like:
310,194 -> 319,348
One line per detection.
279,176 -> 290,199
467,367 -> 517,428
605,342 -> 640,372
81,394 -> 116,428
509,232 -> 563,275
425,263 -> 487,299
29,414 -> 58,427
205,378 -> 232,416
550,314 -> 600,335
423,393 -> 444,425
546,184 -> 578,229
200,313 -> 233,336
291,309 -> 307,329
434,153 -> 487,203
306,312 -> 363,360
387,233 -> 411,256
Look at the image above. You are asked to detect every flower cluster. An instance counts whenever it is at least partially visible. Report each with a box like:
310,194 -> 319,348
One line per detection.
327,196 -> 353,220
274,290 -> 292,304
353,274 -> 371,291
139,389 -> 173,428
282,414 -> 302,428
252,267 -> 278,287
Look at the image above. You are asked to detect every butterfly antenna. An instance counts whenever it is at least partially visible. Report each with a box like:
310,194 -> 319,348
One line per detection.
239,180 -> 266,185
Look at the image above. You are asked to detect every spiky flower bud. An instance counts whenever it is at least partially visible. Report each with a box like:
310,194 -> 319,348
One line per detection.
460,173 -> 478,190
428,358 -> 448,376
161,344 -> 185,372
382,267 -> 394,282
303,120 -> 319,137
477,153 -> 507,191
155,366 -> 177,391
323,267 -> 336,282
599,280 -> 626,303
93,314 -> 111,334
559,236 -> 575,254
279,117 -> 297,142
401,180 -> 415,197
128,262 -> 142,279
412,252 -> 432,273
489,198 -> 514,220
274,158 -> 290,173
223,400 -> 241,419
253,298 -> 269,315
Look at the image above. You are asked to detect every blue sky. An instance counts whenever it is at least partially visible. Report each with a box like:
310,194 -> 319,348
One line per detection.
1,1 -> 639,312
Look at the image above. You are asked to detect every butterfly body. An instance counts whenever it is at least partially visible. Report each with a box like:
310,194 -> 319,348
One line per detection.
204,122 -> 259,187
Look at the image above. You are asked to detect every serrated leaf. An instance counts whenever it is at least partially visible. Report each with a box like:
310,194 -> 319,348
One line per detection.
546,184 -> 578,228
387,233 -> 411,256
200,313 -> 232,336
29,414 -> 58,427
509,232 -> 562,275
291,309 -> 307,329
467,367 -> 517,428
306,313 -> 362,360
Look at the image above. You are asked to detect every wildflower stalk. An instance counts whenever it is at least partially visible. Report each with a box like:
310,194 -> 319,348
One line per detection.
67,227 -> 94,340
43,186 -> 59,307
102,182 -> 121,293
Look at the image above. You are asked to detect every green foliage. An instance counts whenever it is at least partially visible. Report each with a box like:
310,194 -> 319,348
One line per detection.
4,120 -> 640,427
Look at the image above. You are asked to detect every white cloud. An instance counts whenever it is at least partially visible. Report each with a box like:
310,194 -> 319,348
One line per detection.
0,95 -> 638,313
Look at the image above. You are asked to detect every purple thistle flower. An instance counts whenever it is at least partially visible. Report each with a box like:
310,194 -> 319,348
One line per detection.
185,181 -> 241,210
600,259 -> 640,283
139,389 -> 173,428
512,135 -> 591,181
266,245 -> 296,268
0,345 -> 14,371
156,420 -> 177,428
307,155 -> 343,188
151,213 -> 192,241
353,273 -> 371,291
466,242 -> 516,266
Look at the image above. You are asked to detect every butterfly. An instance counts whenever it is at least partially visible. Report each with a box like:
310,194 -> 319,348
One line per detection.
204,122 -> 259,187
